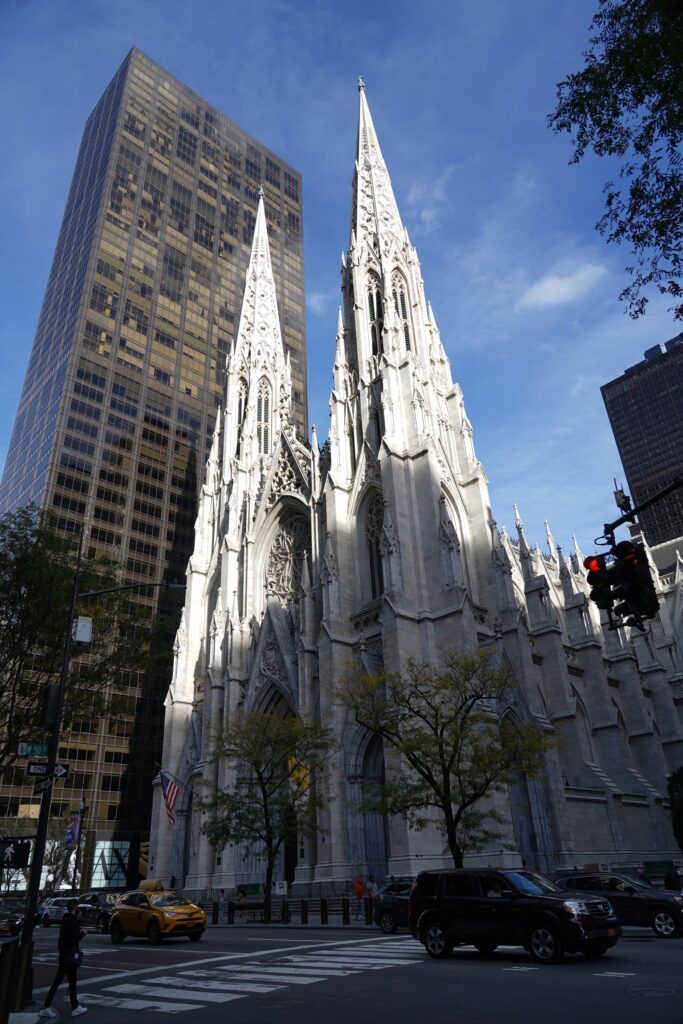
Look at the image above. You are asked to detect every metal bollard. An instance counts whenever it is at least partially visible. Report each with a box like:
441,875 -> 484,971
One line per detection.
228,901 -> 235,925
282,899 -> 289,924
212,901 -> 218,925
301,899 -> 308,925
342,896 -> 350,926
320,897 -> 328,925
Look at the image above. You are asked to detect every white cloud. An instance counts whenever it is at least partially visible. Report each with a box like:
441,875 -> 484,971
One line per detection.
405,166 -> 455,235
307,290 -> 337,316
570,373 -> 601,396
518,263 -> 607,310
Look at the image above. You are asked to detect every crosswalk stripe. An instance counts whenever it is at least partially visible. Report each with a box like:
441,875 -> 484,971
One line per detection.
184,971 -> 283,991
215,968 -> 324,984
106,984 -> 244,1003
147,974 -> 283,994
264,963 -> 363,976
294,955 -> 414,966
292,960 -> 394,969
82,993 -> 202,1012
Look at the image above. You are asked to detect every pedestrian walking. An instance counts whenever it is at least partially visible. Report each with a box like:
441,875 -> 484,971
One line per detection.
217,888 -> 226,924
664,867 -> 683,891
39,899 -> 87,1018
367,874 -> 379,898
354,875 -> 364,919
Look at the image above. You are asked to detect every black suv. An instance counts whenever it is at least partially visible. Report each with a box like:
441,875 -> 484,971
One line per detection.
554,871 -> 683,938
78,892 -> 117,933
373,879 -> 413,933
409,868 -> 621,963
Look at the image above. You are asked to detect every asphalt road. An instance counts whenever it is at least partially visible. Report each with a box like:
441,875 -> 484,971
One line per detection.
11,924 -> 683,1024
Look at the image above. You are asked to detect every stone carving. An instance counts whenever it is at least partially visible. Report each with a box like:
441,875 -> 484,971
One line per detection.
251,633 -> 294,708
265,445 -> 310,513
265,510 -> 311,602
439,495 -> 464,591
380,499 -> 402,595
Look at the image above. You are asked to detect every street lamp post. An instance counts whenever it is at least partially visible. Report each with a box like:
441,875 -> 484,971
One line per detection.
17,529 -> 184,1005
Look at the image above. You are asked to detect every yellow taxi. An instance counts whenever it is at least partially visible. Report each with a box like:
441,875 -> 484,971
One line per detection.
109,882 -> 205,944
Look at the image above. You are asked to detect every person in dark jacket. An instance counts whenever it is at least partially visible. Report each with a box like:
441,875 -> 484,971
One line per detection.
664,867 -> 683,891
39,899 -> 87,1018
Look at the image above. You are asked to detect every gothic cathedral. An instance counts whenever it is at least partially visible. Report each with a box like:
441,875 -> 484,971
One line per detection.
150,83 -> 683,893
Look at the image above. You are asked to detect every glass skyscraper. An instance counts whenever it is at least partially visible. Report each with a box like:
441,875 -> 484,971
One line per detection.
602,333 -> 683,551
0,48 -> 305,887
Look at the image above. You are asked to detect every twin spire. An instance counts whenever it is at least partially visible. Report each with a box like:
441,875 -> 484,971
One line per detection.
352,78 -> 404,251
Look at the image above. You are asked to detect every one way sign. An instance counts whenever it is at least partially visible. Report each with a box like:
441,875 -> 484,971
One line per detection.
26,762 -> 69,780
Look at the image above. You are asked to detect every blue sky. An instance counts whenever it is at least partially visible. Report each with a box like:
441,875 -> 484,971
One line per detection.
0,0 -> 677,556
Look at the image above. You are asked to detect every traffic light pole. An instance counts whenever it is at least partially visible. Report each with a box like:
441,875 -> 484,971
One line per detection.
597,475 -> 683,546
20,527 -> 84,952
17,529 -> 185,1004
587,475 -> 683,634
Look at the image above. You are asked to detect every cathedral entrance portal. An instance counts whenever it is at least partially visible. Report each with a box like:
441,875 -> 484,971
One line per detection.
362,734 -> 389,881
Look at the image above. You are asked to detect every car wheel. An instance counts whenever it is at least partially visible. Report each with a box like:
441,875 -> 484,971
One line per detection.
42,914 -> 50,928
188,931 -> 203,942
582,944 -> 609,958
423,920 -> 453,959
109,919 -> 125,944
474,943 -> 498,955
651,908 -> 677,938
147,920 -> 162,945
528,923 -> 564,964
379,910 -> 398,934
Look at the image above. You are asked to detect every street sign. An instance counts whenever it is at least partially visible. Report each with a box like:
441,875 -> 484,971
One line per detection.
34,777 -> 52,794
26,762 -> 69,780
18,742 -> 49,758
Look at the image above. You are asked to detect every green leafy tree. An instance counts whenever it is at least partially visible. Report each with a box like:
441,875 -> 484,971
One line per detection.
667,767 -> 683,853
200,711 -> 337,921
335,649 -> 550,868
548,0 -> 683,318
0,505 -> 147,778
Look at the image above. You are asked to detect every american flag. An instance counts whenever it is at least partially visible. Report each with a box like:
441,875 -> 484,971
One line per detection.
160,771 -> 180,826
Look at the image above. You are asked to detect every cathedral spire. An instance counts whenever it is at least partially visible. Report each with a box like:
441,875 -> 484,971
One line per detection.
233,188 -> 282,365
351,81 -> 404,251
223,188 -> 290,469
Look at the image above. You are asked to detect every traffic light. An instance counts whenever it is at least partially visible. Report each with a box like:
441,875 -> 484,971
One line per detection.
583,554 -> 613,611
611,541 -> 659,623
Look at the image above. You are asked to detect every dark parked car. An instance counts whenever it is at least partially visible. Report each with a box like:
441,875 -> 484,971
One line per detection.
0,900 -> 22,936
554,871 -> 683,938
78,892 -> 117,933
409,868 -> 621,963
373,879 -> 413,933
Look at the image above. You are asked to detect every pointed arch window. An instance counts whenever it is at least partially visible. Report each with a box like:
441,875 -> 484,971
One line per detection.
237,378 -> 247,425
256,378 -> 271,455
368,278 -> 384,357
392,280 -> 411,351
364,490 -> 384,601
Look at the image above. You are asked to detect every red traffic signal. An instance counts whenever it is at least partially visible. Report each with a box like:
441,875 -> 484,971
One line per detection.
583,554 -> 613,611
612,541 -> 659,621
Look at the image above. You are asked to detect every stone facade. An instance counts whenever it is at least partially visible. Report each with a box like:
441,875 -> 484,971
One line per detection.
149,86 -> 683,895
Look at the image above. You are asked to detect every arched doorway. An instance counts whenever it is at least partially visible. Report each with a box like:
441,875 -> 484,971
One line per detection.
362,734 -> 389,880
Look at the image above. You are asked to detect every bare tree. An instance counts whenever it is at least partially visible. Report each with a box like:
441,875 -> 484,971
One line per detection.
335,648 -> 550,868
200,711 -> 337,920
